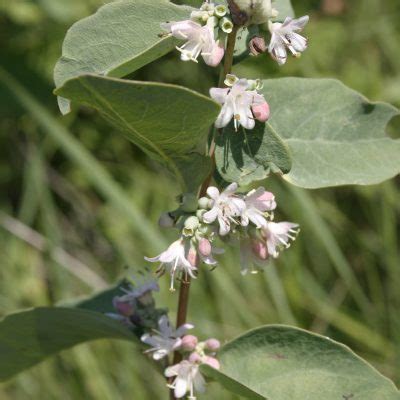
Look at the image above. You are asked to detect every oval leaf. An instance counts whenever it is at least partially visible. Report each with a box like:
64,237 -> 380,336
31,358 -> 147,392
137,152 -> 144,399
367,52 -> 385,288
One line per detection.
273,0 -> 295,21
207,325 -> 400,400
263,78 -> 400,188
0,307 -> 135,382
55,74 -> 220,189
54,0 -> 191,114
215,121 -> 292,185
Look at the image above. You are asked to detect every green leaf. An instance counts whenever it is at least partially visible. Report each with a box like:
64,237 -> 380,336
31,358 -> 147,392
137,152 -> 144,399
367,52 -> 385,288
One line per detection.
208,325 -> 400,400
55,74 -> 220,190
263,78 -> 400,188
0,307 -> 135,382
215,121 -> 292,186
273,0 -> 295,21
54,0 -> 191,114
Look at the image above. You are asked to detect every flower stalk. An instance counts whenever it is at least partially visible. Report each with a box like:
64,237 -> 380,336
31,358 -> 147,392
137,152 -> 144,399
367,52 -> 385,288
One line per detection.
169,25 -> 239,400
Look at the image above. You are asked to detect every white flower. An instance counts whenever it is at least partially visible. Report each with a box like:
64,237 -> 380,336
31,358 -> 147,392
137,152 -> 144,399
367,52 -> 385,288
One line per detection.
165,360 -> 206,399
268,16 -> 309,65
262,221 -> 299,258
161,20 -> 224,67
210,77 -> 270,131
203,183 -> 246,236
241,187 -> 277,228
145,238 -> 198,291
141,315 -> 193,361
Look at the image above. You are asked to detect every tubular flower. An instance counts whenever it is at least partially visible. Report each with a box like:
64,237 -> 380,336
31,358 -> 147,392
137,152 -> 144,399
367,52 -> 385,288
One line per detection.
145,238 -> 198,291
141,315 -> 193,360
268,16 -> 309,65
161,20 -> 224,67
202,183 -> 246,236
262,221 -> 300,258
210,75 -> 270,131
241,187 -> 277,228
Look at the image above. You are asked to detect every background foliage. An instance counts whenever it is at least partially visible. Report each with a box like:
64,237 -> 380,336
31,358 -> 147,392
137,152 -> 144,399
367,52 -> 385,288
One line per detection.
0,0 -> 399,399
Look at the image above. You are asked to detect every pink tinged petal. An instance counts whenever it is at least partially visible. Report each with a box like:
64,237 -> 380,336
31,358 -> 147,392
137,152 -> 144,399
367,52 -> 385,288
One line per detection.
203,206 -> 218,223
252,101 -> 270,122
252,240 -> 268,260
202,40 -> 224,66
187,247 -> 198,267
210,88 -> 229,104
203,356 -> 220,370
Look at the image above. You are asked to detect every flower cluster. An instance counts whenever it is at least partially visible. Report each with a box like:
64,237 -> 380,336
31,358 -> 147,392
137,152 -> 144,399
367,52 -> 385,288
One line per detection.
210,74 -> 270,130
162,1 -> 309,67
141,315 -> 220,399
161,2 -> 233,67
145,183 -> 299,288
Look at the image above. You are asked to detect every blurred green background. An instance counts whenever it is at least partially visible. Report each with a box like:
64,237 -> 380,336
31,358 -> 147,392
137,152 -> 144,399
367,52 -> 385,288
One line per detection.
0,0 -> 399,399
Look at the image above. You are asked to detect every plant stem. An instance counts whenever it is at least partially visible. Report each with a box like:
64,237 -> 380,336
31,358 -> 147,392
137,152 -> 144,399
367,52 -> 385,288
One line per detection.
169,26 -> 238,400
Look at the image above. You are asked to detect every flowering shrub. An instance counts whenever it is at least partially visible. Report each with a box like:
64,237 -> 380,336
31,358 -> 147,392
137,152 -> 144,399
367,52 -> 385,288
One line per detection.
0,1 -> 400,399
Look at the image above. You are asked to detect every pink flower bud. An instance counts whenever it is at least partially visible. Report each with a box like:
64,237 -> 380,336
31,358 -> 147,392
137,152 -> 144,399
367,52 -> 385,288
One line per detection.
205,338 -> 221,351
249,36 -> 267,56
203,356 -> 220,370
113,298 -> 135,317
181,335 -> 198,351
187,247 -> 199,267
252,102 -> 270,122
252,240 -> 268,260
198,238 -> 212,257
188,352 -> 202,364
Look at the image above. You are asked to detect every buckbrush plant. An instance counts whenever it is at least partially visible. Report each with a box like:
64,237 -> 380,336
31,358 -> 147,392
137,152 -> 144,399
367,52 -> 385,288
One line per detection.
0,1 -> 400,399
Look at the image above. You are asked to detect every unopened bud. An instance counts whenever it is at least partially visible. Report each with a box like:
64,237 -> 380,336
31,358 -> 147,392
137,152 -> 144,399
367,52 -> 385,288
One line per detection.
249,36 -> 267,56
187,247 -> 199,267
158,212 -> 175,228
252,240 -> 268,260
181,335 -> 199,351
198,238 -> 212,257
251,101 -> 270,123
198,197 -> 210,210
205,338 -> 221,351
189,352 -> 202,364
